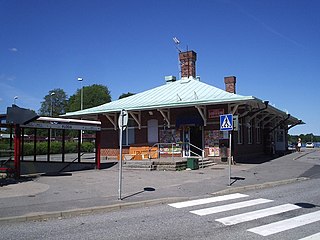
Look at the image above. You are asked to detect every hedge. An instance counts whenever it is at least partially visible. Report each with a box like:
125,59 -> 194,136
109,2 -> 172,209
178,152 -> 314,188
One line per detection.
21,141 -> 95,156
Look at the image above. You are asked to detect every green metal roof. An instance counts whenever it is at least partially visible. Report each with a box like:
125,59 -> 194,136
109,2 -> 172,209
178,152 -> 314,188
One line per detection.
64,77 -> 255,117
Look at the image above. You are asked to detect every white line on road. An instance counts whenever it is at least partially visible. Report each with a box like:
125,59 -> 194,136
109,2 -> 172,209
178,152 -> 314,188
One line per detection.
216,203 -> 301,225
248,210 -> 320,236
168,193 -> 248,209
190,198 -> 273,216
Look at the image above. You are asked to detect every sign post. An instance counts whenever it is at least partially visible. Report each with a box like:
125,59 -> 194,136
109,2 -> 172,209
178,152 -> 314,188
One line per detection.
118,109 -> 128,200
220,114 -> 233,186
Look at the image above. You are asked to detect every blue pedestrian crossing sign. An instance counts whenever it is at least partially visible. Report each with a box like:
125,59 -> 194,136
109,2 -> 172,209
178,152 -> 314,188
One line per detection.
220,114 -> 233,131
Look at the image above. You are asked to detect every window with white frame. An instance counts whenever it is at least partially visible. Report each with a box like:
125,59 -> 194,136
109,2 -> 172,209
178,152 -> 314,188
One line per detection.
248,120 -> 253,144
122,119 -> 135,146
237,118 -> 243,144
256,121 -> 261,144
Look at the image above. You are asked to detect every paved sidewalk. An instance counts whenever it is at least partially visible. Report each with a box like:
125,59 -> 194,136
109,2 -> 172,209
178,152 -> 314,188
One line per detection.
0,149 -> 318,223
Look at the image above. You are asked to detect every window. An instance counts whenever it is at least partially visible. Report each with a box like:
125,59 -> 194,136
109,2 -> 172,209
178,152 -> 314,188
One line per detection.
122,119 -> 135,146
237,118 -> 243,144
256,121 -> 261,144
147,119 -> 158,143
248,120 -> 253,144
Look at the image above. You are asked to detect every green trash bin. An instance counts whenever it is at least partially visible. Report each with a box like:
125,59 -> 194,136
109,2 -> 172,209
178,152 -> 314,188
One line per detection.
187,158 -> 199,170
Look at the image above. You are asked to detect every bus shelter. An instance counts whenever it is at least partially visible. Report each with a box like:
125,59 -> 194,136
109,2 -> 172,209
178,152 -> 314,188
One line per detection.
0,105 -> 101,178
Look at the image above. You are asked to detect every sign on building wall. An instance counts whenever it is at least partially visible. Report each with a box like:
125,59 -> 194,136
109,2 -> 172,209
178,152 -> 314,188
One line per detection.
204,130 -> 221,148
159,129 -> 181,154
208,109 -> 224,119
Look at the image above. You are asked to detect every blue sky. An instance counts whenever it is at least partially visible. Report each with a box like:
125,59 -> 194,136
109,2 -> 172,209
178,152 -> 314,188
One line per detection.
0,0 -> 319,135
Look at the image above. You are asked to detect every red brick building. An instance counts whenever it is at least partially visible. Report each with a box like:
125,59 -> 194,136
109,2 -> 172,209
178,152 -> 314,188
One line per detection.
65,50 -> 302,163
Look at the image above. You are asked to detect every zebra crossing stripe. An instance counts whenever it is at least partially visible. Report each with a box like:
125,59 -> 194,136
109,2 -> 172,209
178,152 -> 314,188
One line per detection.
216,203 -> 301,225
190,198 -> 273,216
248,210 -> 320,236
168,193 -> 248,209
298,232 -> 320,240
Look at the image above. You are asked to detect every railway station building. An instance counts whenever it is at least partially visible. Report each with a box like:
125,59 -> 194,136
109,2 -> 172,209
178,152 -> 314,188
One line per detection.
64,50 -> 302,163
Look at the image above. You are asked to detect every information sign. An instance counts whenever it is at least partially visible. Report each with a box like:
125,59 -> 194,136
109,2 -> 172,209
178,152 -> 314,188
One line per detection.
220,114 -> 233,131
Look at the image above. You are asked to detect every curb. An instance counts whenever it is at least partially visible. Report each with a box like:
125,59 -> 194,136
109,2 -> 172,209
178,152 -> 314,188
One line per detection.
0,197 -> 188,224
212,177 -> 309,196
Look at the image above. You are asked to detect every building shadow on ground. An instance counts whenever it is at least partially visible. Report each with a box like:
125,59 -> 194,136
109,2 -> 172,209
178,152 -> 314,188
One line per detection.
0,175 -> 36,187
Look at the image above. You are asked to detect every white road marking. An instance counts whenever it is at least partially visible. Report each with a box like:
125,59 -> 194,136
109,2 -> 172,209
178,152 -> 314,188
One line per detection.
248,210 -> 320,236
216,203 -> 301,225
168,193 -> 248,209
190,198 -> 273,216
298,232 -> 320,240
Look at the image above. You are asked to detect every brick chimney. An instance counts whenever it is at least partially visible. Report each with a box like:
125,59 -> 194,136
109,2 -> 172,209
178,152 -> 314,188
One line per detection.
224,76 -> 236,94
179,51 -> 197,78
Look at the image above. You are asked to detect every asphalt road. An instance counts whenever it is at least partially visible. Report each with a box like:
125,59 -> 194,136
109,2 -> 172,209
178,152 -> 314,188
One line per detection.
1,177 -> 319,240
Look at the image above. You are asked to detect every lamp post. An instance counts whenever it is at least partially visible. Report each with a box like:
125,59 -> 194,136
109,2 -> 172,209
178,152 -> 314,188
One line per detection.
13,96 -> 18,105
77,77 -> 83,143
50,92 -> 55,141
77,77 -> 83,111
50,92 -> 55,117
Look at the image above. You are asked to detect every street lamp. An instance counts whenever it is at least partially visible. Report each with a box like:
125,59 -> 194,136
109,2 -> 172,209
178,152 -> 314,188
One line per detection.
77,77 -> 84,144
50,92 -> 55,117
50,92 -> 55,141
77,77 -> 83,111
13,96 -> 18,105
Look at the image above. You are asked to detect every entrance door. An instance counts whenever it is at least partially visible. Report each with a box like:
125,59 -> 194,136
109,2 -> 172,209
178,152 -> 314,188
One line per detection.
182,127 -> 190,157
182,126 -> 203,157
190,126 -> 203,156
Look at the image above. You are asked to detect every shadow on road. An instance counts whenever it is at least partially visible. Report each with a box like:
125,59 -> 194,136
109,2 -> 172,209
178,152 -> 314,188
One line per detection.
295,202 -> 320,208
121,187 -> 156,200
230,176 -> 246,186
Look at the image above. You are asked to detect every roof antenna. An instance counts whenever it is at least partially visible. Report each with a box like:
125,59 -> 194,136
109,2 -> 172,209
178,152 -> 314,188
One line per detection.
173,37 -> 183,79
173,37 -> 182,52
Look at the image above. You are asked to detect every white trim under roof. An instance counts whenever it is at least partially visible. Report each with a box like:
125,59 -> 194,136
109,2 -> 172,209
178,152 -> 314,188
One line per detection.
37,117 -> 100,125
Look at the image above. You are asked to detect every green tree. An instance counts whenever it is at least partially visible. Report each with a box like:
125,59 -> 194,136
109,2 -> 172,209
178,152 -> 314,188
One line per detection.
39,89 -> 68,117
67,84 -> 111,112
288,133 -> 320,143
118,92 -> 135,99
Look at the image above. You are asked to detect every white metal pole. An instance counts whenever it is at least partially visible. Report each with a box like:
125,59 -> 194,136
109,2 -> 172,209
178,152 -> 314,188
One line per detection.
118,113 -> 124,200
78,77 -> 84,144
229,132 -> 232,186
50,92 -> 55,142
80,83 -> 83,144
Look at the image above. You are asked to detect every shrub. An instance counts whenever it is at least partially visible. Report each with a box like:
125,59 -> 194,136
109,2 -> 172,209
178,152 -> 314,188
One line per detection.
0,143 -> 12,157
50,141 -> 62,154
81,142 -> 95,152
36,142 -> 48,155
15,141 -> 95,156
65,142 -> 78,153
23,143 -> 34,156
